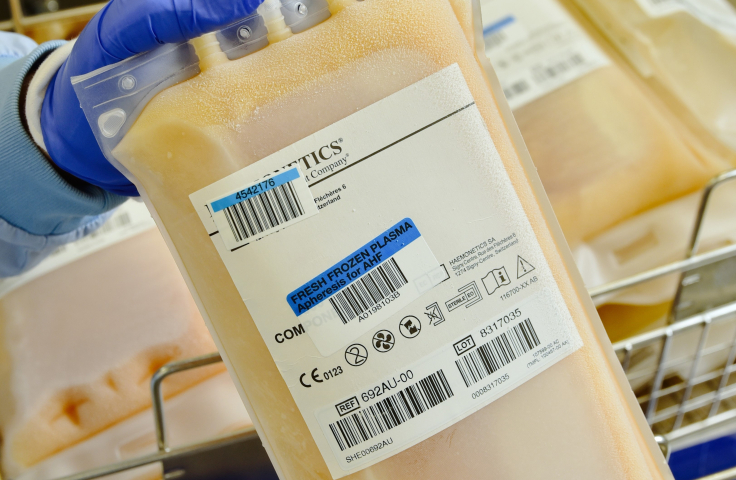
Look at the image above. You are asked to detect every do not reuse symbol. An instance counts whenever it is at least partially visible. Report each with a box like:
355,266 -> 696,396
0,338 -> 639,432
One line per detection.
345,344 -> 368,366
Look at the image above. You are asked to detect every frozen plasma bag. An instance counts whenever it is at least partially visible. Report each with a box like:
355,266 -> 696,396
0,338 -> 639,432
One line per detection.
479,0 -> 731,247
477,0 -> 735,335
572,0 -> 736,156
72,0 -> 674,478
0,203 -> 226,478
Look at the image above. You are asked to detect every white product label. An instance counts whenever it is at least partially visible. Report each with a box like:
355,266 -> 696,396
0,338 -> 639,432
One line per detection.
287,218 -> 448,356
480,0 -> 611,109
0,201 -> 156,298
190,64 -> 583,478
209,165 -> 319,250
634,0 -> 736,37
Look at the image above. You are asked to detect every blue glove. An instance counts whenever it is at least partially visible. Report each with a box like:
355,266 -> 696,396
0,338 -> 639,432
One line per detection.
41,0 -> 264,196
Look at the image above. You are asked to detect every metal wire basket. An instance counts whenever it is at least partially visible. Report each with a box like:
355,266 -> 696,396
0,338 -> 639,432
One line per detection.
591,170 -> 736,479
43,353 -> 278,480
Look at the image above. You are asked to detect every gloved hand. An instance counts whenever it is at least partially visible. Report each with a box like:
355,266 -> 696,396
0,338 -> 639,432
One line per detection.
41,0 -> 264,196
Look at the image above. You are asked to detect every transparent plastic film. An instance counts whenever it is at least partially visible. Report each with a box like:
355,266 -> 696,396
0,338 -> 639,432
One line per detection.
258,0 -> 294,43
191,33 -> 229,71
571,0 -> 736,156
73,1 -> 672,479
71,0 -> 330,150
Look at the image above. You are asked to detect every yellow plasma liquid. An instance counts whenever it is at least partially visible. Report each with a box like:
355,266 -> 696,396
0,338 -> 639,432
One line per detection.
109,1 -> 672,478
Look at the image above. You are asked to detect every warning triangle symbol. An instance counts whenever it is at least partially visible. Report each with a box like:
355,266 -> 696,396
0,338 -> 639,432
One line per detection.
517,256 -> 535,279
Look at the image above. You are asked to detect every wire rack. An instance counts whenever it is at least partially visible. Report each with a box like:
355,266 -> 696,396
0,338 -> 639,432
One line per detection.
41,353 -> 278,480
30,170 -> 736,480
591,170 -> 736,479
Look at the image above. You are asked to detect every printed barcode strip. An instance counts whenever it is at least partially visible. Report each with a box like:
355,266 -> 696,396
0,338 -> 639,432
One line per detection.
485,30 -> 507,49
329,370 -> 453,451
455,319 -> 540,387
533,53 -> 585,82
223,182 -> 304,242
503,80 -> 530,100
329,257 -> 407,324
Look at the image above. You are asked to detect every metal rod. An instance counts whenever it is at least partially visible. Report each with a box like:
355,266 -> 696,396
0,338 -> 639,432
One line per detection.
50,429 -> 257,480
613,301 -> 736,352
653,435 -> 670,462
669,169 -> 736,321
710,325 -> 736,417
673,316 -> 712,430
612,302 -> 736,425
7,0 -> 22,33
697,466 -> 736,480
688,170 -> 736,258
649,384 -> 736,424
151,352 -> 222,452
646,330 -> 674,422
627,340 -> 736,389
665,408 -> 736,450
635,365 -> 736,407
621,343 -> 633,373
589,244 -> 736,298
588,170 -> 736,304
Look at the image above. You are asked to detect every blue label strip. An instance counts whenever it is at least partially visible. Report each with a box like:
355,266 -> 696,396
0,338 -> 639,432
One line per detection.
484,15 -> 515,36
211,167 -> 301,213
287,218 -> 421,317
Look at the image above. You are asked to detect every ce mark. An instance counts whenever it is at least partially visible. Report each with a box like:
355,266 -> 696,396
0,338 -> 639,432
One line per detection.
300,368 -> 323,388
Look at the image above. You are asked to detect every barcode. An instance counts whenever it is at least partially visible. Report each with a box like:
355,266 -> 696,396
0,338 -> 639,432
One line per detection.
329,370 -> 453,451
533,53 -> 585,83
455,319 -> 540,387
222,181 -> 304,242
503,80 -> 530,100
329,257 -> 407,324
486,30 -> 507,49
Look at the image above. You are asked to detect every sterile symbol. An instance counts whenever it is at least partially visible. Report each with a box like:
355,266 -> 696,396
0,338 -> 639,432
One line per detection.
373,330 -> 395,353
424,302 -> 445,327
345,344 -> 368,366
517,256 -> 535,279
445,282 -> 483,312
399,316 -> 422,338
482,267 -> 511,295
